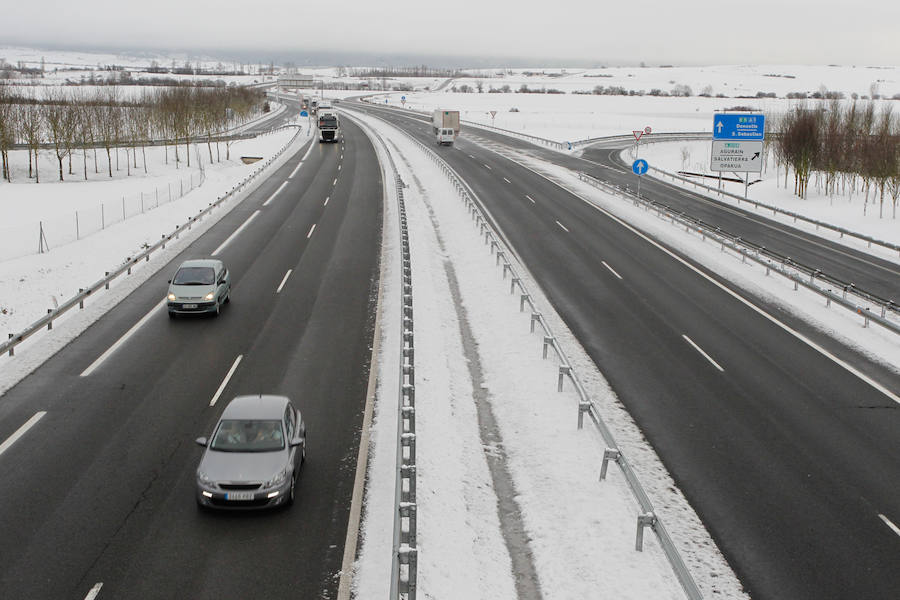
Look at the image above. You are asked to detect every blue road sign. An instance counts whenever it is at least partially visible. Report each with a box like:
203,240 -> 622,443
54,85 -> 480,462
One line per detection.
713,113 -> 765,140
300,110 -> 308,117
401,96 -> 406,101
632,159 -> 649,176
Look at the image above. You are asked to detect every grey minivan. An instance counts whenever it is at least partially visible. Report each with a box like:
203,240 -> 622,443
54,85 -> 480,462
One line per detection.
167,258 -> 231,317
195,395 -> 306,510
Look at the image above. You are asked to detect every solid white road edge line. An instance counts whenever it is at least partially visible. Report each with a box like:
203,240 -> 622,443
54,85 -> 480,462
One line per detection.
263,181 -> 289,206
602,261 -> 623,280
210,355 -> 243,407
683,335 -> 725,372
556,220 -> 569,233
879,514 -> 900,538
276,270 -> 293,294
288,160 -> 303,180
212,210 -> 260,256
83,582 -> 103,600
498,148 -> 900,406
0,412 -> 46,458
80,300 -> 165,377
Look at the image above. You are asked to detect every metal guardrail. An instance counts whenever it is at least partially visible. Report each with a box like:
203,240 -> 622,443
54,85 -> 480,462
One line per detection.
577,172 -> 900,336
1,124 -> 305,358
646,165 -> 900,258
348,103 -> 704,600
344,111 -> 419,599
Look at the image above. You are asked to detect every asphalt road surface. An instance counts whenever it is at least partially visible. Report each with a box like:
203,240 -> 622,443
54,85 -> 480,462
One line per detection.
345,101 -> 900,600
0,116 -> 382,599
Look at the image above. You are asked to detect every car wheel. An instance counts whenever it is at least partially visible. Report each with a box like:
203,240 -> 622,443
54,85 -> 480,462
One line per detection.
286,474 -> 296,506
224,289 -> 231,304
168,311 -> 176,319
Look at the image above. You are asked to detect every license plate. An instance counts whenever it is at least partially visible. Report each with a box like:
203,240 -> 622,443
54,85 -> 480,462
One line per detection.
226,491 -> 254,501
183,303 -> 198,309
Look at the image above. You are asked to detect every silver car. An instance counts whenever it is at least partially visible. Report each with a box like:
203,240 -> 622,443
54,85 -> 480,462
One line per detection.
167,258 -> 231,317
195,395 -> 306,510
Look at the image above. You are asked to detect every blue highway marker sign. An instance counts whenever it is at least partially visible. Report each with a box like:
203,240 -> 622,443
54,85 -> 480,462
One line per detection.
713,113 -> 765,140
632,159 -> 649,175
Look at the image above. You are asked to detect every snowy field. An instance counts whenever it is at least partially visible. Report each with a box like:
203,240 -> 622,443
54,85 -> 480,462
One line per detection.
1,50 -> 899,599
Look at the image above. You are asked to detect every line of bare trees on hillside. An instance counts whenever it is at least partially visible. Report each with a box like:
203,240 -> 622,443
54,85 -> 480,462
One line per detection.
772,101 -> 900,217
0,84 -> 266,183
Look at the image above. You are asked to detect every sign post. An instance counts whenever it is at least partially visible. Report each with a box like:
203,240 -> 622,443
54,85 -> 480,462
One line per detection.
632,159 -> 649,201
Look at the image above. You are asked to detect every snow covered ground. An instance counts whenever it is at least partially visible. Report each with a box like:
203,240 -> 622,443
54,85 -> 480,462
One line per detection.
1,53 -> 898,599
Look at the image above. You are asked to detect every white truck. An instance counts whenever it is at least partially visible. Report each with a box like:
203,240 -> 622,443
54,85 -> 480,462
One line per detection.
318,110 -> 340,143
432,109 -> 460,145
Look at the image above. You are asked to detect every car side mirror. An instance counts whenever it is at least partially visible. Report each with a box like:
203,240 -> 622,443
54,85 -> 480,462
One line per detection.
168,279 -> 172,284
290,436 -> 305,448
195,437 -> 208,447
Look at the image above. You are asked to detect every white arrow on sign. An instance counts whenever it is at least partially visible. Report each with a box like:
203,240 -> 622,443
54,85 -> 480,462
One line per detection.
716,121 -> 724,134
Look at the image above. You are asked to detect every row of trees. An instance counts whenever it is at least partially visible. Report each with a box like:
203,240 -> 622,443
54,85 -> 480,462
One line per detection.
0,84 -> 266,183
772,101 -> 899,214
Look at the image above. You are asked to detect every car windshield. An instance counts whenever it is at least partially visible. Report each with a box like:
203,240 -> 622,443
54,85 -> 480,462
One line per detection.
210,419 -> 284,452
173,266 -> 215,285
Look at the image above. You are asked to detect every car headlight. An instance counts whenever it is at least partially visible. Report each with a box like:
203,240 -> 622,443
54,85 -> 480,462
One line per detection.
204,292 -> 215,301
167,293 -> 176,301
197,470 -> 214,485
266,468 -> 288,488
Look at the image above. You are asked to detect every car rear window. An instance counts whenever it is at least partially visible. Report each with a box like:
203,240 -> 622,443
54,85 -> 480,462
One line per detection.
173,267 -> 215,285
210,419 -> 285,452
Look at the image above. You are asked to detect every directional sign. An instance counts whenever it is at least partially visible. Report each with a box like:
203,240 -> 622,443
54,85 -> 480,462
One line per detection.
712,113 -> 765,140
710,141 -> 764,172
632,159 -> 649,175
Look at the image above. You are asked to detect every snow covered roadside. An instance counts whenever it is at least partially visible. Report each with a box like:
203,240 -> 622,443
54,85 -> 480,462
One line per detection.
626,139 -> 900,258
0,123 -> 313,395
348,111 -> 747,598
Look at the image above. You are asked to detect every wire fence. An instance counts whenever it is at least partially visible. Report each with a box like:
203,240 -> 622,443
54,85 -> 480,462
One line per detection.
0,170 -> 205,262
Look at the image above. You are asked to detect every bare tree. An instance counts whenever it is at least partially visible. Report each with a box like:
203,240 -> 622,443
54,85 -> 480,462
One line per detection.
0,83 -> 16,181
43,89 -> 77,181
19,103 -> 43,183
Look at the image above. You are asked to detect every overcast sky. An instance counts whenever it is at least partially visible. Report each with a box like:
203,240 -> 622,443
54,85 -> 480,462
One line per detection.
3,0 -> 898,67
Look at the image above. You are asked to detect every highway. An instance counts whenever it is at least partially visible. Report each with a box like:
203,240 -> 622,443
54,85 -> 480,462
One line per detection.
345,101 -> 900,600
0,112 -> 381,599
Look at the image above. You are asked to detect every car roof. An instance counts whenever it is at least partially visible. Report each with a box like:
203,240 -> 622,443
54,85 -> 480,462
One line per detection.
177,258 -> 222,270
220,395 -> 291,420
